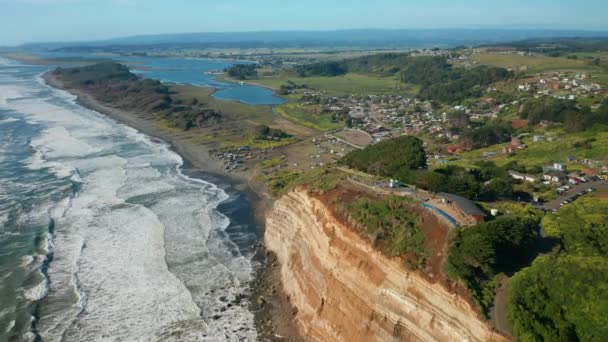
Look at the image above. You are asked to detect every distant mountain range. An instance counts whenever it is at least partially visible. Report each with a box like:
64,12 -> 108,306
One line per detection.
19,29 -> 608,50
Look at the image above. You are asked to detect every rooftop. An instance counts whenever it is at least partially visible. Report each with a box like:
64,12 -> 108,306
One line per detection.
438,192 -> 487,217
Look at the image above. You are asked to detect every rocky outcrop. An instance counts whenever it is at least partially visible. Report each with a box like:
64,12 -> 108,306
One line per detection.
265,188 -> 508,342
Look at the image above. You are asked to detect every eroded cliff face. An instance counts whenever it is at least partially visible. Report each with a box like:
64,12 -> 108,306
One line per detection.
265,188 -> 508,342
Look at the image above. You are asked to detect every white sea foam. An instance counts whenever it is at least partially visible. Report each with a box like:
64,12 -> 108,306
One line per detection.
0,85 -> 33,106
26,148 -> 76,180
0,117 -> 19,124
0,57 -> 23,67
20,255 -> 36,268
3,62 -> 258,341
23,278 -> 49,301
5,320 -> 15,334
31,126 -> 101,158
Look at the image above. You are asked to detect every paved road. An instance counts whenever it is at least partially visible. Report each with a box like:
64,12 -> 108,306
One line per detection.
490,278 -> 513,337
541,180 -> 607,211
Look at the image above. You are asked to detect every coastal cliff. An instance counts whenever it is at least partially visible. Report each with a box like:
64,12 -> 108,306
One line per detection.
265,188 -> 508,342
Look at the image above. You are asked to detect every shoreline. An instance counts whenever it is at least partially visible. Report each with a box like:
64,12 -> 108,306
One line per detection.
217,74 -> 282,92
42,71 -> 302,341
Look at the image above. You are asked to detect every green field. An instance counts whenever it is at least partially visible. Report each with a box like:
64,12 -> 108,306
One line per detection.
275,100 -> 343,131
452,128 -> 608,169
472,53 -> 602,73
246,73 -> 418,96
569,51 -> 608,61
170,85 -> 315,149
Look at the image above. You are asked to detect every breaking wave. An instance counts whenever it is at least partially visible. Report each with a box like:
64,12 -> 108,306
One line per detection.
0,62 -> 259,341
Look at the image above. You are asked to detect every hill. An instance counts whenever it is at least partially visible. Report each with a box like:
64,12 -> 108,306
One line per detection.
21,29 -> 608,51
295,54 -> 513,103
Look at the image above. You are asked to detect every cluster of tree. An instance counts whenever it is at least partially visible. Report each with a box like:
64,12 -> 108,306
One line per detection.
339,135 -> 427,176
342,53 -> 421,75
491,90 -> 516,105
398,56 -> 453,85
509,255 -> 608,341
460,121 -> 514,149
294,54 -> 512,103
343,196 -> 427,263
53,63 -> 221,130
278,80 -> 308,95
417,66 -> 512,103
295,61 -> 347,77
488,37 -> 608,57
446,216 -> 540,315
255,125 -> 291,141
225,64 -> 258,80
447,110 -> 470,132
520,97 -> 608,132
508,198 -> 608,341
410,163 -> 519,202
296,53 -> 431,77
54,62 -> 138,85
340,135 -> 528,201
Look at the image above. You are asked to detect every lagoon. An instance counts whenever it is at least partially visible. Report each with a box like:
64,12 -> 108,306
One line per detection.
35,52 -> 285,105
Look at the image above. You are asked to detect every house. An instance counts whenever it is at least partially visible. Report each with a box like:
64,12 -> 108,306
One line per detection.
543,171 -> 568,183
511,120 -> 529,129
533,135 -> 545,142
553,163 -> 567,172
582,168 -> 599,176
503,137 -> 527,154
483,152 -> 497,159
447,143 -> 467,154
509,170 -> 538,183
438,193 -> 487,224
389,179 -> 402,188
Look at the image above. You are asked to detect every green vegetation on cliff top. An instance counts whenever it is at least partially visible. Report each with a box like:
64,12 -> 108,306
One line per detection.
508,197 -> 608,341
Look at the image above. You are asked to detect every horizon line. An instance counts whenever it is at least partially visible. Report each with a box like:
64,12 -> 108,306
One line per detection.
9,27 -> 608,48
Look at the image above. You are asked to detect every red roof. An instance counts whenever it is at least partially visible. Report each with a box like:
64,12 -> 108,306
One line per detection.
511,120 -> 529,129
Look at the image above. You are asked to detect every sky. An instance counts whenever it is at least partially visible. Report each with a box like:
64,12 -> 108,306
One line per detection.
1,0 -> 607,46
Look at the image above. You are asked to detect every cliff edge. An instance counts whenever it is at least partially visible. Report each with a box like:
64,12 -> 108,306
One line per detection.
265,187 -> 508,342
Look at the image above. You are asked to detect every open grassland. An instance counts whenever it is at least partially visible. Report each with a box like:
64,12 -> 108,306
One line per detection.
250,73 -> 418,95
570,52 -> 608,60
169,84 -> 319,149
452,128 -> 608,169
275,102 -> 342,131
591,71 -> 608,87
472,53 -> 602,73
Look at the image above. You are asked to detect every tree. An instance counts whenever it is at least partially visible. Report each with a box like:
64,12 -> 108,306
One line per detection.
448,110 -> 470,130
509,255 -> 608,341
446,216 -> 539,315
508,197 -> 608,341
296,61 -> 347,77
482,177 -> 515,201
340,136 -> 427,177
461,123 -> 513,149
226,64 -> 258,80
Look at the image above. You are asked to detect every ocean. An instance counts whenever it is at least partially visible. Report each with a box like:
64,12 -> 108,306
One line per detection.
0,58 -> 261,341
